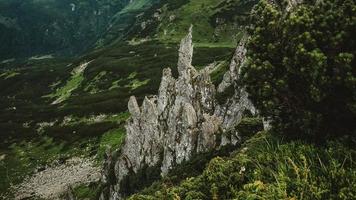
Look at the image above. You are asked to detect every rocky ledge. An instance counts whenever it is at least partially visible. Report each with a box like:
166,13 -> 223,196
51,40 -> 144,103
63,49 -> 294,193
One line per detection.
100,27 -> 257,200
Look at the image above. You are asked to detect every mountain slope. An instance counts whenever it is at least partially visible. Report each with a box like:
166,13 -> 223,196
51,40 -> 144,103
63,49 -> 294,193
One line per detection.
122,0 -> 258,46
4,0 -> 354,199
0,0 -> 260,198
97,0 -> 356,199
0,39 -> 234,199
0,0 -> 150,59
0,0 -> 258,60
129,132 -> 356,200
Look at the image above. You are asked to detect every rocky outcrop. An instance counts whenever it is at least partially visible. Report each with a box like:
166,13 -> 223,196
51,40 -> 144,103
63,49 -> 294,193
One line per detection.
100,27 -> 256,200
99,6 -> 306,197
214,36 -> 257,142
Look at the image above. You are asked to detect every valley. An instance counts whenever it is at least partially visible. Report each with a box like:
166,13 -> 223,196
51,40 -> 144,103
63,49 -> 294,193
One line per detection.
0,39 -> 234,198
0,0 -> 355,199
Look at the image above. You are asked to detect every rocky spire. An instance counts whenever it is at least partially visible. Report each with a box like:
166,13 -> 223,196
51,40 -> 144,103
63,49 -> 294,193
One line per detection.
98,1 -> 309,199
177,25 -> 194,77
217,36 -> 247,93
100,27 -> 257,200
215,36 -> 256,131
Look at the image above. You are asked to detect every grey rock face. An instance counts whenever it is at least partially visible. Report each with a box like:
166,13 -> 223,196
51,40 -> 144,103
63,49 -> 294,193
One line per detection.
101,27 -> 256,199
216,36 -> 256,129
214,36 -> 256,146
217,36 -> 247,93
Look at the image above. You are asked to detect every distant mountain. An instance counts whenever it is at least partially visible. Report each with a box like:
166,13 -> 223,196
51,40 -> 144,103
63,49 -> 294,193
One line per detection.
0,0 -> 139,59
0,0 -> 257,60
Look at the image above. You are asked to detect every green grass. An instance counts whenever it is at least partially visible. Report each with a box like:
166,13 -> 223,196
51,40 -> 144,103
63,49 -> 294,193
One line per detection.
0,71 -> 20,79
194,42 -> 236,48
156,0 -> 229,44
105,112 -> 131,123
43,62 -> 89,104
128,132 -> 356,200
126,79 -> 151,90
72,182 -> 102,200
210,60 -> 229,86
109,79 -> 121,90
97,128 -> 126,160
84,71 -> 108,94
124,0 -> 256,46
97,112 -> 129,160
120,0 -> 154,14
123,0 -> 256,46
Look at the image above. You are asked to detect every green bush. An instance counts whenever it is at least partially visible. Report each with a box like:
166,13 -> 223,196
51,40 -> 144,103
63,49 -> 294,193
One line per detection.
128,132 -> 356,200
241,0 -> 356,139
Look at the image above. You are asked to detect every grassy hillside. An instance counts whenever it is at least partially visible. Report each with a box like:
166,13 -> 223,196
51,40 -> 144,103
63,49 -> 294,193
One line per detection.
123,0 -> 258,47
0,40 -> 234,198
0,1 -> 261,198
4,1 -> 353,199
129,132 -> 356,200
0,0 -> 257,59
156,0 -> 257,45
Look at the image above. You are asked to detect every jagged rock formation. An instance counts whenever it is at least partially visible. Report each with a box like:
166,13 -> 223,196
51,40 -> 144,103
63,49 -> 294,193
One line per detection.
100,27 -> 256,200
94,0 -> 308,197
215,36 -> 256,132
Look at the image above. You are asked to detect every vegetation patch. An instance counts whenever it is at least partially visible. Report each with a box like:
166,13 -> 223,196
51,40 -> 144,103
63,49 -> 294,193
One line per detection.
44,61 -> 92,105
216,84 -> 235,105
0,71 -> 20,79
128,132 -> 356,200
120,0 -> 156,14
84,71 -> 108,94
126,79 -> 151,90
242,0 -> 356,138
97,128 -> 126,161
72,182 -> 102,200
210,61 -> 229,86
